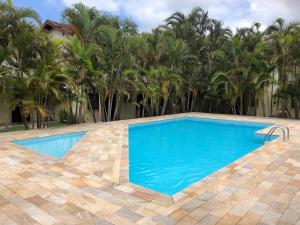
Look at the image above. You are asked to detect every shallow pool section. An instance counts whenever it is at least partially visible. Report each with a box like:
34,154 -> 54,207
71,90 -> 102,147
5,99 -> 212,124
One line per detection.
129,118 -> 274,195
13,131 -> 86,158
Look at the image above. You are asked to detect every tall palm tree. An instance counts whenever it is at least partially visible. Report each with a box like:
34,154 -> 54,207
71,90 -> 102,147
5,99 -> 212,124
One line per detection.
265,18 -> 299,117
62,3 -> 103,42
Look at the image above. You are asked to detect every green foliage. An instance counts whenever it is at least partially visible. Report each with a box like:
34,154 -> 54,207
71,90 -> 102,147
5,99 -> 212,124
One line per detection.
1,0 -> 300,131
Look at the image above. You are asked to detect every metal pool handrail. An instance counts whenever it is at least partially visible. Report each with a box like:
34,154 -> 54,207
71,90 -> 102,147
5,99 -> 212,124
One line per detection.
264,125 -> 289,143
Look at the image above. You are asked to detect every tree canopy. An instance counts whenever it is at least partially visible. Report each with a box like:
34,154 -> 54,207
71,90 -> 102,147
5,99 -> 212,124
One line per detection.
1,0 -> 300,129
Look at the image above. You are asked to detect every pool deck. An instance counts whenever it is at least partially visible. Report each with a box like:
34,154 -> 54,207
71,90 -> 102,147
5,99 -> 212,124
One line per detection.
0,113 -> 299,225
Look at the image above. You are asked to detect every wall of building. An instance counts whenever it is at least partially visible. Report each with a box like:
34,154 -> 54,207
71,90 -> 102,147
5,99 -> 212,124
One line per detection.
0,93 -> 11,125
48,30 -> 68,40
119,101 -> 136,120
255,70 -> 300,119
119,93 -> 136,120
85,101 -> 137,122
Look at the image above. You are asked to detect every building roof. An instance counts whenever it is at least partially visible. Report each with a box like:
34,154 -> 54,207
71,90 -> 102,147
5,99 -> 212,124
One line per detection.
42,20 -> 75,36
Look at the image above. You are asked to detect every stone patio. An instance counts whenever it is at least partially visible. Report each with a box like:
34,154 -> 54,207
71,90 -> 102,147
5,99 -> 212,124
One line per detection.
0,113 -> 299,225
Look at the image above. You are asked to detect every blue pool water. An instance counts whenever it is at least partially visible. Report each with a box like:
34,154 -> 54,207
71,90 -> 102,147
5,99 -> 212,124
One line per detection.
13,131 -> 86,158
129,117 -> 274,195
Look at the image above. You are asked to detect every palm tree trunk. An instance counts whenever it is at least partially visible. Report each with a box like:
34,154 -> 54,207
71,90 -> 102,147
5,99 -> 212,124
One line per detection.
68,101 -> 73,124
142,104 -> 145,118
187,92 -> 191,112
190,89 -> 198,112
104,103 -> 108,122
294,98 -> 299,119
79,85 -> 85,123
231,104 -> 237,115
107,94 -> 113,122
31,110 -> 34,129
86,90 -> 96,123
78,98 -> 83,123
141,95 -> 146,118
270,72 -> 274,116
75,100 -> 79,124
36,110 -> 41,129
261,98 -> 266,117
161,93 -> 170,115
181,96 -> 185,113
5,106 -> 12,129
20,106 -> 29,130
98,92 -> 102,122
239,95 -> 243,115
113,92 -> 121,121
265,88 -> 270,116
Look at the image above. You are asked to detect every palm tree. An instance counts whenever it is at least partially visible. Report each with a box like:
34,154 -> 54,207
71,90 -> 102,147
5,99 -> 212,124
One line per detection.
4,27 -> 39,128
63,35 -> 101,123
211,34 -> 250,115
62,3 -> 103,42
166,7 -> 210,40
101,27 -> 130,121
2,2 -> 300,125
0,1 -> 44,128
265,18 -> 299,117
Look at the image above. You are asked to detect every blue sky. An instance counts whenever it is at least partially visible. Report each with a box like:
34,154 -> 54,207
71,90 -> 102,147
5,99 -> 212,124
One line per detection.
13,0 -> 300,31
14,0 -> 63,22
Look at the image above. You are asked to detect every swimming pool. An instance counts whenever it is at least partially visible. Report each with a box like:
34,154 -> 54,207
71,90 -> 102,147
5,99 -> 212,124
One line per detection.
12,131 -> 86,158
129,117 -> 274,195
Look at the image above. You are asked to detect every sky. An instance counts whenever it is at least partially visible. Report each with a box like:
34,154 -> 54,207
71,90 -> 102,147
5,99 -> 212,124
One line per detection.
14,0 -> 300,32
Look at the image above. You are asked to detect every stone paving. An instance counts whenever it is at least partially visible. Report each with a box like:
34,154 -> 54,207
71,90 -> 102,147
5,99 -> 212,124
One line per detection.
0,113 -> 299,225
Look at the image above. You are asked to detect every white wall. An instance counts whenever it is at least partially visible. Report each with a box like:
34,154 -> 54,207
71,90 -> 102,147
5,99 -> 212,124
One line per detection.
48,30 -> 68,40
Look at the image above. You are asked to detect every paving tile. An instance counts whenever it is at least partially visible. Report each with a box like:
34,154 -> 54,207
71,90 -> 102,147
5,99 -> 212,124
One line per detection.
154,215 -> 176,225
259,210 -> 281,225
182,199 -> 204,211
279,209 -> 300,224
114,185 -> 135,193
249,202 -> 270,215
269,201 -> 288,214
169,208 -> 189,221
238,212 -> 262,225
133,191 -> 155,202
137,217 -> 157,225
116,208 -> 143,222
96,219 -> 114,225
0,196 -> 9,206
0,211 -> 18,225
216,214 -> 241,225
196,214 -> 220,225
197,192 -> 216,201
0,113 -> 299,225
177,216 -> 198,225
76,210 -> 101,225
40,203 -> 83,225
26,195 -> 49,206
0,203 -> 38,225
189,208 -> 209,220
